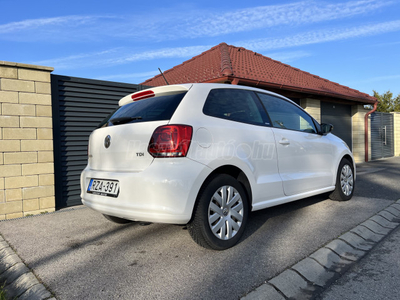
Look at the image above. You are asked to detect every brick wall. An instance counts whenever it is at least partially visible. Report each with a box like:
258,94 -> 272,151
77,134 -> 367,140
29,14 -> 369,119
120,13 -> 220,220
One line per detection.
0,61 -> 55,220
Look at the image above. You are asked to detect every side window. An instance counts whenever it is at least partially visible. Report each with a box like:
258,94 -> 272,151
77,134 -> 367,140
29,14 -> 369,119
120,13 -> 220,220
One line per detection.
203,89 -> 267,126
257,93 -> 317,133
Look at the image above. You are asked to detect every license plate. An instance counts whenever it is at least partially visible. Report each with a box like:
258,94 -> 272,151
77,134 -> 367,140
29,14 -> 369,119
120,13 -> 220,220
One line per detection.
87,178 -> 119,197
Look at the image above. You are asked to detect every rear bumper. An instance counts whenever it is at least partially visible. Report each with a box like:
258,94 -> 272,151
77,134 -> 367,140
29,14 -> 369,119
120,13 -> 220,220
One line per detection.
81,158 -> 211,224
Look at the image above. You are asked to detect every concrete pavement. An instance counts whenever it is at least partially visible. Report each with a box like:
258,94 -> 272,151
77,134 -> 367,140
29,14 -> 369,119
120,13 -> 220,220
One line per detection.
241,199 -> 400,300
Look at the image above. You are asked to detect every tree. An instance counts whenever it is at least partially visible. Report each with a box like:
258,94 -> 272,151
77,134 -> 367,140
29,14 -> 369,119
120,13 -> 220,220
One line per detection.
373,90 -> 400,112
394,96 -> 400,112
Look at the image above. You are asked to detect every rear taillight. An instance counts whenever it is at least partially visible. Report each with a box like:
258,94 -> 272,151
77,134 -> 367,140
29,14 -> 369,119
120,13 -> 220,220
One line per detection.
131,90 -> 155,101
148,125 -> 193,158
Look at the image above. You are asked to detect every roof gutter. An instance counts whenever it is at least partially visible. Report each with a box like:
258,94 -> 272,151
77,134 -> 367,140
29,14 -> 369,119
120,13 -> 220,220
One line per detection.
364,101 -> 378,162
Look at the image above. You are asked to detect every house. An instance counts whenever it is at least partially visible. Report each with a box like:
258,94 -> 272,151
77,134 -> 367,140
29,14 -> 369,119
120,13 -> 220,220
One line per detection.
141,43 -> 378,163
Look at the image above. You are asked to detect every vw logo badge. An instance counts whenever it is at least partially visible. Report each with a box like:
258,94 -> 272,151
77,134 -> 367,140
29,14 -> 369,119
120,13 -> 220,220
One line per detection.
104,135 -> 111,148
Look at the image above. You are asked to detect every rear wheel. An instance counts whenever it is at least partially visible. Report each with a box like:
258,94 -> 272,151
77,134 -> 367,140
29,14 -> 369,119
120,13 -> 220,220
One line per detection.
329,158 -> 355,201
188,174 -> 249,250
103,214 -> 133,224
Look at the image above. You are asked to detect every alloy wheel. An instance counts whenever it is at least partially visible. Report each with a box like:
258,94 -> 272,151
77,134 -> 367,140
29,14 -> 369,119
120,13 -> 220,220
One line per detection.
208,185 -> 244,240
340,164 -> 354,196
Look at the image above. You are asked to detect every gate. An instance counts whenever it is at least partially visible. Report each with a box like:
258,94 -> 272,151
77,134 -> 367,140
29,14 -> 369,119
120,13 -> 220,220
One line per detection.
371,112 -> 394,160
51,75 -> 148,208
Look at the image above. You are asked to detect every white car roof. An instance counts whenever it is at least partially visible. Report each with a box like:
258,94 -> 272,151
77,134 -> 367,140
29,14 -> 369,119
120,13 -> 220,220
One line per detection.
119,82 -> 293,106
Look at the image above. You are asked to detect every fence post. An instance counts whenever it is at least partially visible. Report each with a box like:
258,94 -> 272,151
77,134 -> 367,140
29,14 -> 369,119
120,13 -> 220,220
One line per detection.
0,61 -> 55,219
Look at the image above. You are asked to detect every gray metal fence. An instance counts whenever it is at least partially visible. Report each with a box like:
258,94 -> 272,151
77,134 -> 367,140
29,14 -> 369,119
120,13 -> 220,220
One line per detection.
371,112 -> 394,160
51,75 -> 148,208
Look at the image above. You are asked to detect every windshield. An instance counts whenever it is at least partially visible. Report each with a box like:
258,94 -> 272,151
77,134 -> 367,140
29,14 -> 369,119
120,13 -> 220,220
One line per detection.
98,92 -> 186,128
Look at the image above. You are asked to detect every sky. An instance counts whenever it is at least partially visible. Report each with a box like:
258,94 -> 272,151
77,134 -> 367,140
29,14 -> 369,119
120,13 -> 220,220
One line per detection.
1,0 -> 400,97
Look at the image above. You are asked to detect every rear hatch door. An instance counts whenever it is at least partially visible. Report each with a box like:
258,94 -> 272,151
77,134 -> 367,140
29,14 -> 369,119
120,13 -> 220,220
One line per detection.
88,86 -> 189,172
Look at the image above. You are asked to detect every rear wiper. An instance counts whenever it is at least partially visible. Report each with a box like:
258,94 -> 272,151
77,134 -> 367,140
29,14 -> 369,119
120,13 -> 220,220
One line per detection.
110,116 -> 142,125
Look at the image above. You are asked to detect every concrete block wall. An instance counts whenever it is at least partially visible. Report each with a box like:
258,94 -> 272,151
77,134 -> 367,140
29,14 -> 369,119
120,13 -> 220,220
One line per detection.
393,112 -> 400,157
351,105 -> 371,163
0,61 -> 55,220
300,98 -> 321,123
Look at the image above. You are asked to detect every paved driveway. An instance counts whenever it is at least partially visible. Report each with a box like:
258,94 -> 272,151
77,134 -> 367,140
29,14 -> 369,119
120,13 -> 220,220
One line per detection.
1,157 -> 399,299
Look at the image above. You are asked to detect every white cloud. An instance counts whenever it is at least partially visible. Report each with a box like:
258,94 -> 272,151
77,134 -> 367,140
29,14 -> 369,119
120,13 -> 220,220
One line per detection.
32,49 -> 122,69
175,0 -> 393,39
31,45 -> 212,70
105,46 -> 212,65
32,18 -> 400,71
351,74 -> 400,84
97,71 -> 160,81
0,16 -> 102,34
264,51 -> 312,63
0,0 -> 394,41
240,20 -> 400,51
371,40 -> 400,47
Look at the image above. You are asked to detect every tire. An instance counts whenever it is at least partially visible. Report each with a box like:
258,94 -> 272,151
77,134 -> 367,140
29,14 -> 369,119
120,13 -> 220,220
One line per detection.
103,214 -> 133,224
329,158 -> 355,201
188,174 -> 249,250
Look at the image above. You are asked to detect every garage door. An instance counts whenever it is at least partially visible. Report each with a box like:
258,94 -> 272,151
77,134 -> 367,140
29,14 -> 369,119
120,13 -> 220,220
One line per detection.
321,102 -> 352,150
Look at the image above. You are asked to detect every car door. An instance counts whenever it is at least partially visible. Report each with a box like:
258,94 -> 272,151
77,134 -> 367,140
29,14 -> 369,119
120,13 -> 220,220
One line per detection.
197,88 -> 285,204
257,93 -> 335,196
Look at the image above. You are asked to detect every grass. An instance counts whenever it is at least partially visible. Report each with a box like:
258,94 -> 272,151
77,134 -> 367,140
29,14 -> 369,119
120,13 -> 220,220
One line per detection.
0,284 -> 7,300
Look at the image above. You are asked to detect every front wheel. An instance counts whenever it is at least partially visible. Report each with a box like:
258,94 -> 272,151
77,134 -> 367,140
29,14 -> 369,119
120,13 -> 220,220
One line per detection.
188,174 -> 249,250
329,158 -> 355,201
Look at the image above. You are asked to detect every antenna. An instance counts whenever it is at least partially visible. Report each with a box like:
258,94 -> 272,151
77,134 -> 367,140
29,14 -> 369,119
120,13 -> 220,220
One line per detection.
158,68 -> 169,85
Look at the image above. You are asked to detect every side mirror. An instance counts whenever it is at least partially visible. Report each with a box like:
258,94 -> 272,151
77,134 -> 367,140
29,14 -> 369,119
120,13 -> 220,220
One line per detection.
320,123 -> 333,135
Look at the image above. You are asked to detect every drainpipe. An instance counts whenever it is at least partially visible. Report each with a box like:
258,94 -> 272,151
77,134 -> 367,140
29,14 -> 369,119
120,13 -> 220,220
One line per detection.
364,101 -> 378,162
231,78 -> 240,85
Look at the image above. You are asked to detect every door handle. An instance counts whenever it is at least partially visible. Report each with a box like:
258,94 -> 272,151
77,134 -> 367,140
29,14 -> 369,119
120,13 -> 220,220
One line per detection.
383,126 -> 387,145
279,138 -> 290,146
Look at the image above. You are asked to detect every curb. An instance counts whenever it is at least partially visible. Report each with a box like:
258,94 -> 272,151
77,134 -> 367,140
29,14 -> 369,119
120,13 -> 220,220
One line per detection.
0,235 -> 54,300
241,199 -> 400,300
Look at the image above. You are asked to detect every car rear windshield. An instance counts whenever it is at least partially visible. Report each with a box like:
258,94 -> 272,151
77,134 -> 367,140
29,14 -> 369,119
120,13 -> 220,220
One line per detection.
98,92 -> 186,128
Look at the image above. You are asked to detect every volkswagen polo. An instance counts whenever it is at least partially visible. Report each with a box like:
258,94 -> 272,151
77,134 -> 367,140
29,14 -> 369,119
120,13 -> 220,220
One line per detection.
81,83 -> 355,250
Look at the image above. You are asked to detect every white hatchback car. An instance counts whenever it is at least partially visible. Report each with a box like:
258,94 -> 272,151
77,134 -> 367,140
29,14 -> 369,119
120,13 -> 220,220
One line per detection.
81,83 -> 355,250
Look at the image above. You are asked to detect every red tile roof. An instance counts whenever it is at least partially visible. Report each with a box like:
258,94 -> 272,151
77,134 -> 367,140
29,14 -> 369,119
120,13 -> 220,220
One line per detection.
141,43 -> 376,104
